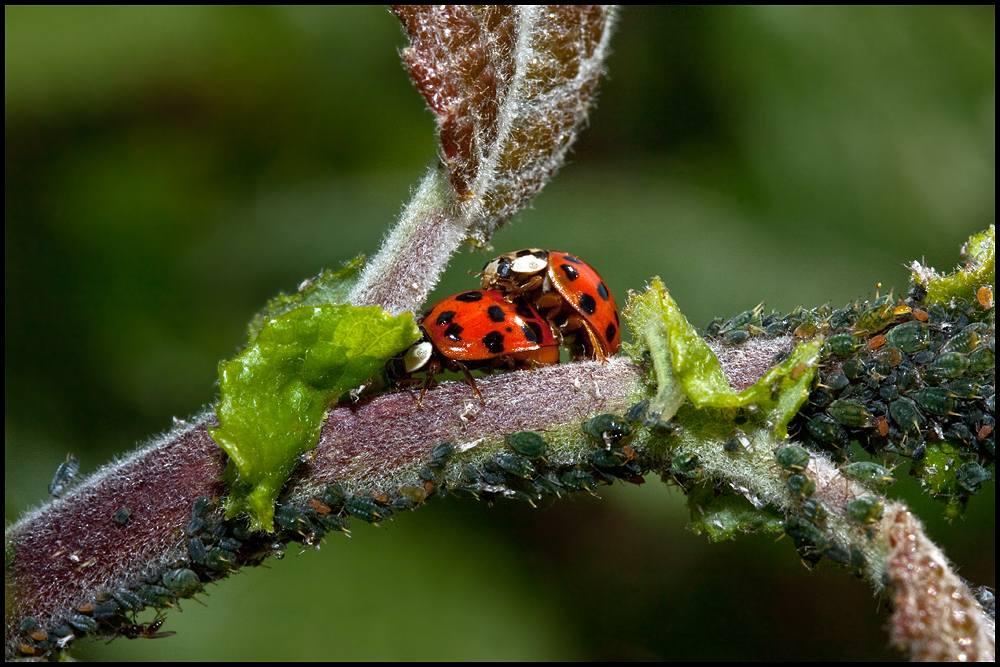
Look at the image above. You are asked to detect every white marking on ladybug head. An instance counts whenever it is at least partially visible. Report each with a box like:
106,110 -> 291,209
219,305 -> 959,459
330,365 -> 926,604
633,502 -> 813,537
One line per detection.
510,254 -> 548,274
403,341 -> 433,373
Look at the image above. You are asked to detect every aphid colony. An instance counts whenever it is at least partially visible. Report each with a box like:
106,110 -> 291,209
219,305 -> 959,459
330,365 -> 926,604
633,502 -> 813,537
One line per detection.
397,249 -> 619,394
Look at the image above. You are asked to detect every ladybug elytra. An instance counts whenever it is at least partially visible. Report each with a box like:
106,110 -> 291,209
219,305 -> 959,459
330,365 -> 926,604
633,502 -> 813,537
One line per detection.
481,249 -> 620,360
399,289 -> 560,397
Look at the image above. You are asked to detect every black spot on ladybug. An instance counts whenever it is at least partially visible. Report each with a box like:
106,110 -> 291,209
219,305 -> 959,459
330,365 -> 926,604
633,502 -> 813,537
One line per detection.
514,301 -> 535,320
487,305 -> 506,323
505,327 -> 514,333
444,323 -> 464,342
531,250 -> 548,260
562,254 -> 584,265
606,323 -> 617,343
597,282 -> 609,301
436,310 -> 456,326
455,291 -> 483,302
523,321 -> 543,344
482,331 -> 505,354
560,264 -> 580,281
579,293 -> 597,315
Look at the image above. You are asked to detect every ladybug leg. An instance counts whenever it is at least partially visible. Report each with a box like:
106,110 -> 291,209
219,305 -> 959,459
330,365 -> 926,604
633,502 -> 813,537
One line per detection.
564,315 -> 608,361
456,362 -> 483,400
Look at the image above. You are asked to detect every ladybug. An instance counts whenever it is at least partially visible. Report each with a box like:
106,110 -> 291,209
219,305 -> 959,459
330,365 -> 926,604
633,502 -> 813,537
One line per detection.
481,249 -> 620,360
398,289 -> 560,397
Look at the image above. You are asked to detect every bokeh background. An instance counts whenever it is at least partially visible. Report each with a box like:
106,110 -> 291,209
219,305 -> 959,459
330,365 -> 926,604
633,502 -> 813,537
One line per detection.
5,6 -> 994,660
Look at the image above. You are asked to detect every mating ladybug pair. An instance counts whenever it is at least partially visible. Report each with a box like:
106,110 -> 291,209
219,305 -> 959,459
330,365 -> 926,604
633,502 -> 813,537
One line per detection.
398,249 -> 619,395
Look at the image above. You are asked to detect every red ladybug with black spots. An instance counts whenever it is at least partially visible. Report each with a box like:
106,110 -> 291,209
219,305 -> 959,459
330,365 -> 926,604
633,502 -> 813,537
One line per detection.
398,289 -> 560,397
481,249 -> 620,360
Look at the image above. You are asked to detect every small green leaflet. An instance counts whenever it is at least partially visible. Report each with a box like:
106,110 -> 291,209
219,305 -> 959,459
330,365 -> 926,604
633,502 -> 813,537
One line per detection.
210,260 -> 420,531
913,226 -> 994,307
623,278 -> 823,438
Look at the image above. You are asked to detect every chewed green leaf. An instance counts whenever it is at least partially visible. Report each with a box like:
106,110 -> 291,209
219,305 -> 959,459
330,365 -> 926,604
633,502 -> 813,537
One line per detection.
211,303 -> 420,531
248,256 -> 365,343
912,226 -> 994,307
623,278 -> 823,437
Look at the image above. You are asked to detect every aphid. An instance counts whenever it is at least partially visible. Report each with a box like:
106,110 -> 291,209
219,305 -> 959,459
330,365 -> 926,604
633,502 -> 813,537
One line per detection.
786,473 -> 816,498
827,399 -> 876,429
968,347 -> 994,373
888,397 -> 923,433
670,452 -> 701,478
866,334 -> 886,351
481,249 -> 620,360
582,413 -> 632,447
911,387 -> 959,416
774,445 -> 811,473
160,568 -> 201,595
805,414 -> 848,445
841,461 -> 896,489
399,289 -> 559,397
48,454 -> 79,497
559,469 -> 596,491
506,431 -> 549,459
112,506 -> 132,526
825,333 -> 860,357
344,498 -> 392,523
885,321 -> 931,354
592,448 -> 627,469
846,496 -> 884,524
926,352 -> 969,380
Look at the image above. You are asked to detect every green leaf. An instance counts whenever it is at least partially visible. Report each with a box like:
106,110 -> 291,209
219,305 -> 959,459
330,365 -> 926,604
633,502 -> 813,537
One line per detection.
211,295 -> 420,532
623,278 -> 823,437
913,226 -> 995,307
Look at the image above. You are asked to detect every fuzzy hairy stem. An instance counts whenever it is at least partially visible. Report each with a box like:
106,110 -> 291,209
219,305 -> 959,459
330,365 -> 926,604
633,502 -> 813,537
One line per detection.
884,504 -> 995,661
349,6 -> 617,316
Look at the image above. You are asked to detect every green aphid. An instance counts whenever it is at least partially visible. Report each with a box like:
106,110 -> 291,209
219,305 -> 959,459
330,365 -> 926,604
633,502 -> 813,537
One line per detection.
345,498 -> 392,523
68,615 -> 99,634
723,329 -> 750,345
321,484 -> 346,508
825,333 -> 860,357
274,505 -> 313,534
191,496 -> 214,519
786,473 -> 816,498
853,295 -> 896,335
885,320 -> 931,354
888,397 -> 923,433
506,431 -> 549,459
846,496 -> 884,524
671,452 -> 701,478
941,329 -> 981,355
926,352 -> 970,380
947,378 -> 982,399
968,346 -> 995,373
819,542 -> 852,566
841,358 -> 866,380
827,399 -> 876,429
497,453 -> 536,478
592,448 -> 627,469
560,470 -> 596,491
783,516 -> 827,546
842,461 -> 896,489
774,445 -> 811,473
912,387 -> 959,415
802,498 -> 826,523
624,400 -> 649,423
722,305 -> 763,332
161,568 -> 201,595
806,414 -> 847,444
956,461 -> 992,493
203,547 -> 237,572
112,506 -> 132,526
582,413 -> 632,445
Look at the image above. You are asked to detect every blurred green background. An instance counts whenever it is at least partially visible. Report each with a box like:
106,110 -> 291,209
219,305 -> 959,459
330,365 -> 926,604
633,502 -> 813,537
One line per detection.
5,6 -> 994,660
